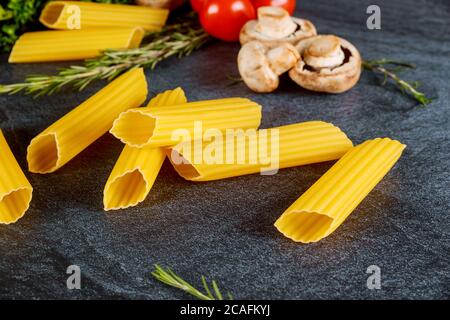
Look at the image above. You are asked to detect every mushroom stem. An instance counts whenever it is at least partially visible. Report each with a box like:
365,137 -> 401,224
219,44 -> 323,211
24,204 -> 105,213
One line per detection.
303,35 -> 345,69
255,6 -> 298,39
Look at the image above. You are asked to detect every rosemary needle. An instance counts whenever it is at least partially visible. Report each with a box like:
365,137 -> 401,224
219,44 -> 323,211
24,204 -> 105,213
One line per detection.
362,59 -> 432,106
152,264 -> 233,300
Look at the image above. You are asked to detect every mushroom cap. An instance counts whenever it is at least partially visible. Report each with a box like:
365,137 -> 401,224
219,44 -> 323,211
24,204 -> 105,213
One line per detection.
238,41 -> 299,93
240,7 -> 317,46
289,35 -> 362,93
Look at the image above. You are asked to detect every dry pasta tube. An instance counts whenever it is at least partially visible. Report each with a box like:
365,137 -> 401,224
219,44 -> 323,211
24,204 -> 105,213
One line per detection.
110,98 -> 262,148
27,68 -> 148,174
0,130 -> 33,224
104,88 -> 187,211
9,27 -> 144,63
167,121 -> 353,181
40,1 -> 169,31
275,138 -> 406,243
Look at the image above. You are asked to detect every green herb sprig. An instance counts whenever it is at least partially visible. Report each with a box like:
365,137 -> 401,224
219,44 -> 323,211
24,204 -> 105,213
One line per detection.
0,5 -> 14,21
152,265 -> 233,300
362,59 -> 432,106
0,15 -> 209,97
0,0 -> 46,53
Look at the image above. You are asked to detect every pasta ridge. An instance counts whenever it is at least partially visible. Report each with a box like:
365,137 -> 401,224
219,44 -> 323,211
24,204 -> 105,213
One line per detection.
103,88 -> 188,211
27,68 -> 147,174
167,121 -> 353,181
39,1 -> 169,31
110,98 -> 262,148
274,138 -> 406,243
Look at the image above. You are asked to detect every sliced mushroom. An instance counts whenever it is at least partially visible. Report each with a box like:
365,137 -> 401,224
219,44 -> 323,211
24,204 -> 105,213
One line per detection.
240,6 -> 317,46
289,35 -> 361,93
238,41 -> 300,93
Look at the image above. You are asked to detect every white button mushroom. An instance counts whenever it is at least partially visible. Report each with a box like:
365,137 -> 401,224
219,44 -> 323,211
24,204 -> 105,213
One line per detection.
240,6 -> 317,46
255,6 -> 298,39
289,35 -> 362,93
238,41 -> 300,93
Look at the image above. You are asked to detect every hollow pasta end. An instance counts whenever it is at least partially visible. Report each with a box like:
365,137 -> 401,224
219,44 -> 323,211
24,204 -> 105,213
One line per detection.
27,133 -> 60,174
0,187 -> 33,224
39,2 -> 65,28
167,149 -> 201,181
110,109 -> 156,147
274,210 -> 334,243
104,169 -> 149,211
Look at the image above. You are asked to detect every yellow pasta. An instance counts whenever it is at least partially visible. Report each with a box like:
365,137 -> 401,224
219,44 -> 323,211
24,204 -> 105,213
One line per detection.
27,68 -> 148,174
110,98 -> 262,148
9,27 -> 144,63
0,130 -> 33,224
168,121 -> 353,181
104,88 -> 187,211
274,138 -> 406,243
40,1 -> 168,31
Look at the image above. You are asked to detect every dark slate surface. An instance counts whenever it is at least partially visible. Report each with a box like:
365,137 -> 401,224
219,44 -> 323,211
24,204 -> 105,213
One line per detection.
0,0 -> 449,299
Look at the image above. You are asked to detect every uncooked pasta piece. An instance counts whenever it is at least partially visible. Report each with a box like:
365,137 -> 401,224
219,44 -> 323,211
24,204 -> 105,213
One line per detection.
274,138 -> 406,243
9,27 -> 144,63
104,88 -> 187,211
40,1 -> 168,31
110,98 -> 262,148
167,121 -> 353,181
0,130 -> 33,224
27,68 -> 147,174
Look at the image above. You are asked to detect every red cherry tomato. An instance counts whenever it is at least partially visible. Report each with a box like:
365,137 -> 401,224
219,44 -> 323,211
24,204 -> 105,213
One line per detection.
190,0 -> 205,12
200,0 -> 256,42
251,0 -> 296,15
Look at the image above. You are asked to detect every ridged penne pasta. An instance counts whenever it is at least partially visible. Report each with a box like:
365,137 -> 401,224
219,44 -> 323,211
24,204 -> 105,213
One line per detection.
104,88 -> 187,211
9,27 -> 144,63
27,68 -> 148,174
110,98 -> 262,148
40,1 -> 169,31
0,130 -> 33,224
275,138 -> 406,243
167,121 -> 353,181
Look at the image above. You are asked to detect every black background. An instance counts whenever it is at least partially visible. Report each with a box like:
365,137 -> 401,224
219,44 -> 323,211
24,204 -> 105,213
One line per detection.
0,0 -> 449,299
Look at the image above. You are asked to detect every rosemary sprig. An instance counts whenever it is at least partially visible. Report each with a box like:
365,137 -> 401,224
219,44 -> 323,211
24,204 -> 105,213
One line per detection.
363,59 -> 432,106
0,14 -> 209,97
152,264 -> 233,300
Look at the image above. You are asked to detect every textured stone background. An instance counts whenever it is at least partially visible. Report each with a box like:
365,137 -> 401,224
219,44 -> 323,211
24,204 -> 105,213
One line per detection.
0,0 -> 449,299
